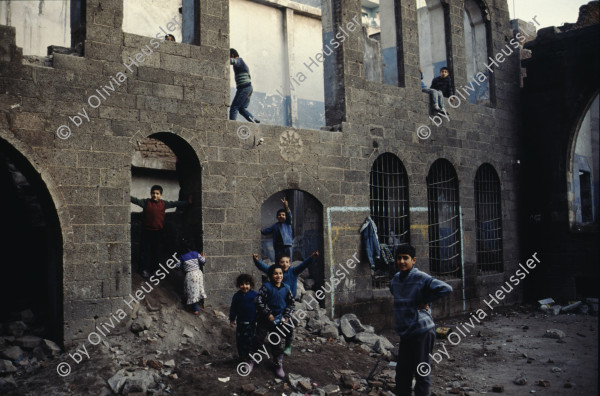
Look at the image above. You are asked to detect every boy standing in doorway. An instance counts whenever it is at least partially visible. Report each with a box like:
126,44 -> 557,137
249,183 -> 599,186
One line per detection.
131,185 -> 191,278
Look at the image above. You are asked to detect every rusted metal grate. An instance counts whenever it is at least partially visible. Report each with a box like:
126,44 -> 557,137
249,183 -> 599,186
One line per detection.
369,153 -> 410,287
475,164 -> 503,273
427,159 -> 461,278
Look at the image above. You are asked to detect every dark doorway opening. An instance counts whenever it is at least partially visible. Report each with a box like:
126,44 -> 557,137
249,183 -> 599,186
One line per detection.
0,139 -> 63,344
260,189 -> 324,295
130,133 -> 202,279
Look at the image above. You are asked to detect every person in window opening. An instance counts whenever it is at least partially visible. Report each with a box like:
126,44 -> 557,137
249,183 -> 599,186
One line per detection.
428,67 -> 457,113
165,34 -> 175,42
229,48 -> 260,123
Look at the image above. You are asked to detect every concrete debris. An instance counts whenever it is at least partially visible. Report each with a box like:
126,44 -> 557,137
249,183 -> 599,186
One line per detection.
514,375 -> 527,385
41,339 -> 61,357
15,335 -> 42,350
543,329 -> 566,339
0,346 -> 23,362
0,359 -> 17,374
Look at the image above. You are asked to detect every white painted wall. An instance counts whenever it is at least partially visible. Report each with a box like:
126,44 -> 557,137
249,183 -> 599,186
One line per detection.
417,0 -> 447,86
123,0 -> 182,41
291,13 -> 324,102
230,0 -> 286,98
0,0 -> 70,56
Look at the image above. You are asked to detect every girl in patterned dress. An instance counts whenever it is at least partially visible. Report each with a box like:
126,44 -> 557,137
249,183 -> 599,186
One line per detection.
177,240 -> 207,315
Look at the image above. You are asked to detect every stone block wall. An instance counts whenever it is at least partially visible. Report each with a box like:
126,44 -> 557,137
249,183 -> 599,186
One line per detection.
0,0 -> 525,345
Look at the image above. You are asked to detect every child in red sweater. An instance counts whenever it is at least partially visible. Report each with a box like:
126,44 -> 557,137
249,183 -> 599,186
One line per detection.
131,185 -> 191,278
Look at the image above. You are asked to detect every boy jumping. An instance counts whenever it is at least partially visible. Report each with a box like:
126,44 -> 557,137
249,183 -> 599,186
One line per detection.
389,245 -> 452,396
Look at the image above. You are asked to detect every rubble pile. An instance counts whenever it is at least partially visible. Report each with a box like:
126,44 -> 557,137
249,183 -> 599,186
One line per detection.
537,297 -> 598,316
0,309 -> 62,393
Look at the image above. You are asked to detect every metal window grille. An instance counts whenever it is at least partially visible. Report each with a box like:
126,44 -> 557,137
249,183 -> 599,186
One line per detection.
427,159 -> 461,278
369,153 -> 410,288
475,164 -> 503,273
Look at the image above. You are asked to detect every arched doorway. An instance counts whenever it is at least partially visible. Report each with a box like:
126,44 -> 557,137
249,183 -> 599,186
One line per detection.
0,138 -> 63,342
260,189 -> 324,293
130,133 -> 202,278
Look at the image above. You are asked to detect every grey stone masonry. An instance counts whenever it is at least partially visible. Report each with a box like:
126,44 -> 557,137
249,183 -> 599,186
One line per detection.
0,0 -> 524,346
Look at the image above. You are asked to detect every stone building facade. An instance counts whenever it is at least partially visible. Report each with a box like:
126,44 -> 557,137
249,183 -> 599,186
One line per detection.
521,20 -> 600,302
1,0 -> 525,346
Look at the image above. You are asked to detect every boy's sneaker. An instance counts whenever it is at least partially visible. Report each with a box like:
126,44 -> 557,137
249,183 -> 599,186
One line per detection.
283,346 -> 292,356
246,360 -> 254,374
433,104 -> 441,111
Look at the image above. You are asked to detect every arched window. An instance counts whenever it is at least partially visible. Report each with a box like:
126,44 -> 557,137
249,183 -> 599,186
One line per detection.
570,93 -> 600,226
475,164 -> 503,273
369,153 -> 410,286
427,159 -> 461,277
463,0 -> 491,105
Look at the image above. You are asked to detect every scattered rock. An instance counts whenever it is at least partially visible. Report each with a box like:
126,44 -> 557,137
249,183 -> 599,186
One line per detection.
551,367 -> 562,373
354,332 -> 381,347
182,328 -> 194,338
321,324 -> 340,339
536,379 -> 550,387
15,335 -> 42,350
289,373 -> 311,389
241,383 -> 256,393
252,387 -> 269,396
514,375 -> 527,385
164,359 -> 175,368
0,360 -> 17,374
0,346 -> 23,362
130,322 -> 144,334
298,379 -> 312,391
564,381 -> 575,388
322,384 -> 341,395
543,329 -> 565,339
108,369 -> 158,394
341,374 -> 361,389
146,359 -> 163,370
340,314 -> 365,339
41,339 -> 61,357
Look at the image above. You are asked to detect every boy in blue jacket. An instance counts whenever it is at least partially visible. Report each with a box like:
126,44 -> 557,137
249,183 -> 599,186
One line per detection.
261,197 -> 293,261
248,264 -> 294,378
253,250 -> 319,356
389,245 -> 452,396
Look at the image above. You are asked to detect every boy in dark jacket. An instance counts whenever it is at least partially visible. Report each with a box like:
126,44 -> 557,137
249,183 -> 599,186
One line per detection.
131,185 -> 191,278
261,197 -> 293,261
229,274 -> 258,359
429,67 -> 456,112
389,245 -> 452,396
